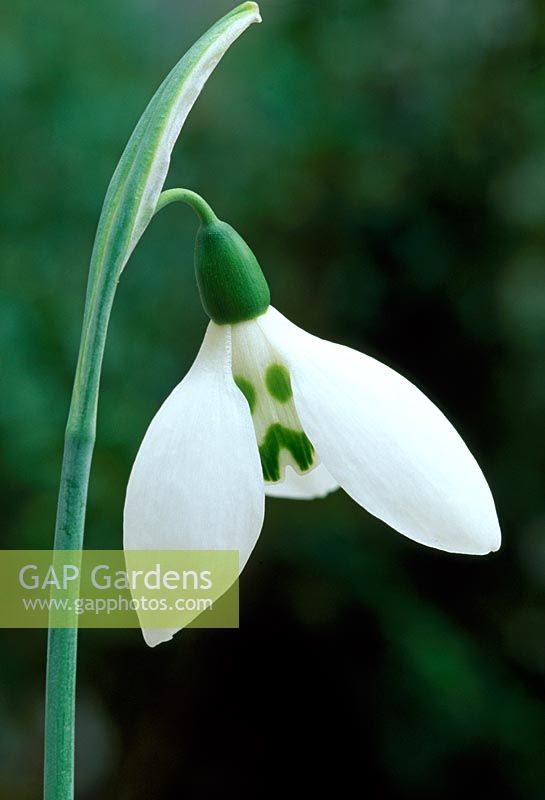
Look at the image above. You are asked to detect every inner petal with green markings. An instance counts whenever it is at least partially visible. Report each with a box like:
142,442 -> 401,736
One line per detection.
231,320 -> 317,483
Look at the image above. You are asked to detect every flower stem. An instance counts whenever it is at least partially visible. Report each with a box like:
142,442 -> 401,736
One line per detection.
155,188 -> 218,224
41,6 -> 262,792
44,263 -> 117,798
42,187 -> 212,799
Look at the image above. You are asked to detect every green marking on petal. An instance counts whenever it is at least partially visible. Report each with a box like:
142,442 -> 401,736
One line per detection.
259,423 -> 314,482
234,375 -> 257,414
265,363 -> 293,403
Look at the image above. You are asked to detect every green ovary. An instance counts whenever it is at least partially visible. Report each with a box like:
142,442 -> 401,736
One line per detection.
259,423 -> 314,483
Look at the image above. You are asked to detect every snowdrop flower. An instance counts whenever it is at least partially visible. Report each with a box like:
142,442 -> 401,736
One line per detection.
124,192 -> 501,645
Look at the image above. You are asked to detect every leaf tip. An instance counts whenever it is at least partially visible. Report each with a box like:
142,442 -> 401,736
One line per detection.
241,1 -> 262,23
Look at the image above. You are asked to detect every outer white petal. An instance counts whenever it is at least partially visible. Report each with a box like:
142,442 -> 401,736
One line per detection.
124,322 -> 265,646
258,307 -> 501,555
265,464 -> 338,500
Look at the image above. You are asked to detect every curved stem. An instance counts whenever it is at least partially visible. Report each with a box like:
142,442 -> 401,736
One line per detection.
43,187 -> 215,800
40,4 -> 261,793
44,274 -> 116,799
42,3 -> 263,787
155,188 -> 218,224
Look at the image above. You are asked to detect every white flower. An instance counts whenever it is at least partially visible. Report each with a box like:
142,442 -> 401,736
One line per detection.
124,301 -> 500,646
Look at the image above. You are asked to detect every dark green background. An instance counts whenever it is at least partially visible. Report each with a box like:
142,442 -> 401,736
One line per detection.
2,0 -> 545,797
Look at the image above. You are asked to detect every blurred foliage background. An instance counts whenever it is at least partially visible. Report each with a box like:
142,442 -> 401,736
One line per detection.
2,0 -> 545,797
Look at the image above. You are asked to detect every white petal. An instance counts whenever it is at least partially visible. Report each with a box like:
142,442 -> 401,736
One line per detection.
258,307 -> 501,555
265,464 -> 339,500
124,322 -> 265,646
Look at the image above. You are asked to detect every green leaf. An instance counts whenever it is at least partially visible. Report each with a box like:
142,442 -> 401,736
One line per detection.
70,2 -> 261,435
85,2 -> 261,320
